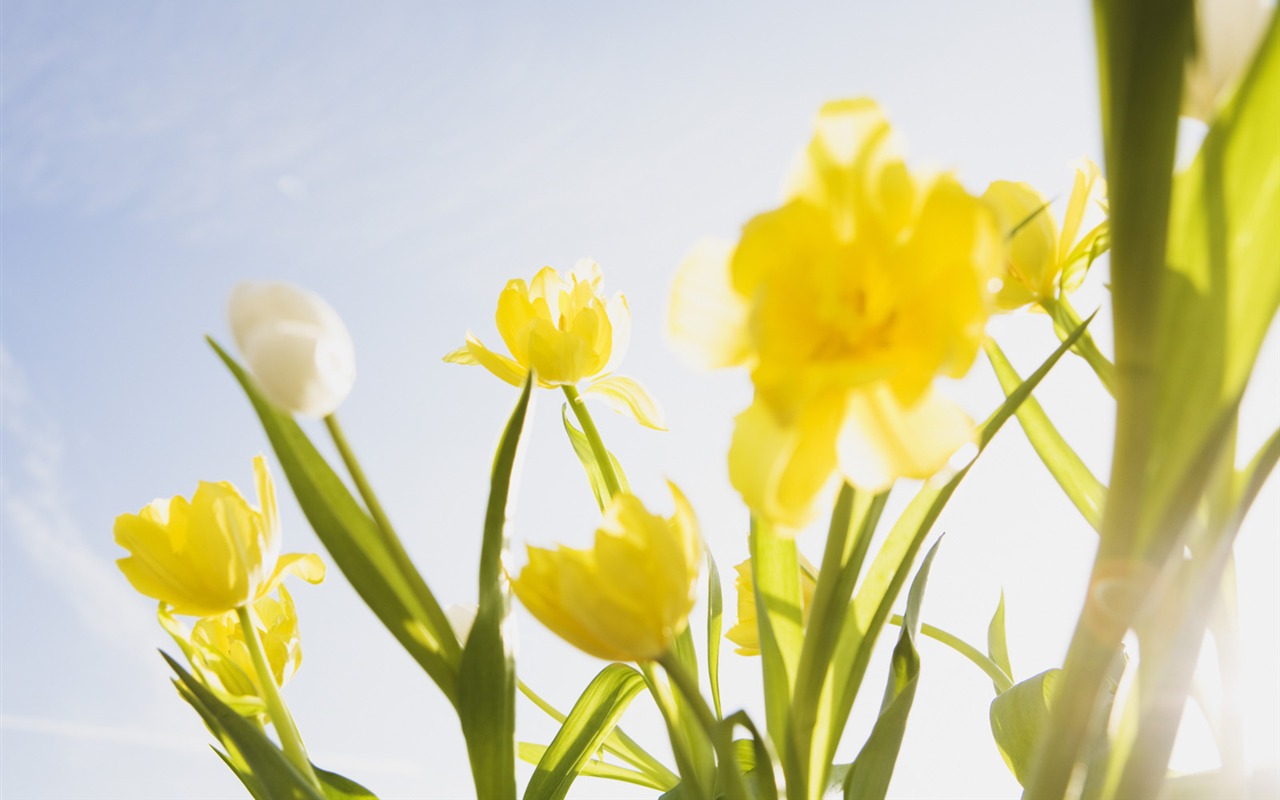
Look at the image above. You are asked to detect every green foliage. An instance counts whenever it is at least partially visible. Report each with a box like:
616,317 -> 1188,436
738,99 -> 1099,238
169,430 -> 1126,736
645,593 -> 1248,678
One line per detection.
210,338 -> 461,703
985,340 -> 1107,532
842,539 -> 942,800
990,668 -> 1061,785
164,651 -> 375,800
459,375 -> 535,800
524,664 -> 648,800
562,404 -> 631,512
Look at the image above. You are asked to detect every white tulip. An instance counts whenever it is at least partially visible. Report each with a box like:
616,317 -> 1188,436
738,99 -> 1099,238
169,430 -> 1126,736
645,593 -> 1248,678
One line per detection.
228,281 -> 356,418
1183,0 -> 1275,122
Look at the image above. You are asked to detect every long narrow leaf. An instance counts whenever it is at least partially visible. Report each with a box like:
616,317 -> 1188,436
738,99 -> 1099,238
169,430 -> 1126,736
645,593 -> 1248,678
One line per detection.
518,745 -> 665,790
823,315 -> 1092,767
523,663 -> 648,800
843,538 -> 943,800
706,547 -> 724,720
985,339 -> 1106,532
163,651 -> 326,800
210,339 -> 460,703
749,516 -> 803,764
722,711 -> 779,800
460,375 -> 535,800
988,592 -> 1015,692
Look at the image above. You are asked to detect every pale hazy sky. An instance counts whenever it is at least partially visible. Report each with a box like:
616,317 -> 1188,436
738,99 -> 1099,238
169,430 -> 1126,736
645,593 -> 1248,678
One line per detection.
2,2 -> 1276,798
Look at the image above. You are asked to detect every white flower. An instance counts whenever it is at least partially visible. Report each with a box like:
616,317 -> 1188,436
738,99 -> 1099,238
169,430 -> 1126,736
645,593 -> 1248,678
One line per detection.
228,281 -> 356,418
1183,0 -> 1275,122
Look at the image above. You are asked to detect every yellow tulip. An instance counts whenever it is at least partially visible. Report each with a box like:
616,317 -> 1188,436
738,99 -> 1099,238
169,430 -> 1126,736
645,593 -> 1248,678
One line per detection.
724,556 -> 818,656
511,484 -> 701,662
983,159 -> 1108,311
115,455 -> 325,618
445,260 -> 665,429
159,585 -> 303,717
670,98 -> 1000,525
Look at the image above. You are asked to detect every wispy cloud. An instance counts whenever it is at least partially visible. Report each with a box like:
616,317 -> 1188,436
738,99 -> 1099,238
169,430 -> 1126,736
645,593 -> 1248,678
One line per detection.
0,343 -> 154,648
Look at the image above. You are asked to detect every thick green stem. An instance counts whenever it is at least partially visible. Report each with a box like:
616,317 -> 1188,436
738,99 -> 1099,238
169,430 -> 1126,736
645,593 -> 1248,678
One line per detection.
324,413 -> 460,661
658,653 -> 751,800
235,605 -> 321,790
562,384 -> 622,499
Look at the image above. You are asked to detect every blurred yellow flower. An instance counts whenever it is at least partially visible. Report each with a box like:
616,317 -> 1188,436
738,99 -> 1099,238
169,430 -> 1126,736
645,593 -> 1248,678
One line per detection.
983,159 -> 1108,310
445,260 -> 664,429
724,556 -> 818,656
115,455 -> 325,618
670,98 -> 1000,525
159,586 -> 303,717
511,484 -> 700,662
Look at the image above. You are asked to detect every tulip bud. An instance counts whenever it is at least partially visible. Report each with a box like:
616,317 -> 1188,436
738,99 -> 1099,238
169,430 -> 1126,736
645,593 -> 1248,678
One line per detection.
1183,0 -> 1274,122
228,281 -> 356,418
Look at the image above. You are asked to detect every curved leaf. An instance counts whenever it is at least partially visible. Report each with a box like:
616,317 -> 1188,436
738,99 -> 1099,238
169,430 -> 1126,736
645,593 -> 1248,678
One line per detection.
523,663 -> 648,800
460,375 -> 535,800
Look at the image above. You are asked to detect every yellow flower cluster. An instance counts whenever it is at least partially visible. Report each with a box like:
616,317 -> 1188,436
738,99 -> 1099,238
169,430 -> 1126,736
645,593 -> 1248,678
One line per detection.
160,586 -> 303,716
115,456 -> 324,701
671,98 -> 1001,526
511,485 -> 701,662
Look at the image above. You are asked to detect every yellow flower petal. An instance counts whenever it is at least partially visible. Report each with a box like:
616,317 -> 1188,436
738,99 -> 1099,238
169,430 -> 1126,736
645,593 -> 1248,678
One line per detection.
114,457 -> 324,617
511,485 -> 701,662
461,332 -> 531,388
728,394 -> 844,530
838,384 -> 975,491
584,374 -> 667,430
725,555 -> 819,656
667,239 -> 752,370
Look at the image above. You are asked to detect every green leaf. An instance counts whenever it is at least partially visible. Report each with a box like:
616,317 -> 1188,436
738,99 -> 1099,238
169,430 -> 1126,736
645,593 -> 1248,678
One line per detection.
842,538 -> 942,800
822,315 -> 1091,769
706,546 -> 724,720
989,668 -> 1062,785
460,375 -> 535,800
163,651 -> 327,800
518,745 -> 665,790
987,592 -> 1015,693
562,404 -> 630,512
315,768 -> 378,800
722,710 -> 779,800
984,339 -> 1107,532
523,663 -> 648,800
748,517 -> 803,757
1146,13 -> 1280,549
209,338 -> 461,704
790,484 -> 888,798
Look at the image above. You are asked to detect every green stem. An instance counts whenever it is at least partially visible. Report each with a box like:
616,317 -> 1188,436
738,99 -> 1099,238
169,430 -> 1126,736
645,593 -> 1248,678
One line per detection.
562,384 -> 622,499
235,605 -> 322,790
324,413 -> 460,661
657,653 -> 751,800
1042,297 -> 1116,396
887,615 -> 1014,693
517,679 -> 678,788
642,662 -> 710,800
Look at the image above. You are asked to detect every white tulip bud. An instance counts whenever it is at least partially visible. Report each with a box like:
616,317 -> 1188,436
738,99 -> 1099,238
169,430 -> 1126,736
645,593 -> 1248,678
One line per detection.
228,281 -> 356,418
1183,0 -> 1274,122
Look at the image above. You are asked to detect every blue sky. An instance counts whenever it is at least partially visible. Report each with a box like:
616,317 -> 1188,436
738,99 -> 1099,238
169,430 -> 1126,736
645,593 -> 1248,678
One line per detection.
3,2 -> 1276,798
